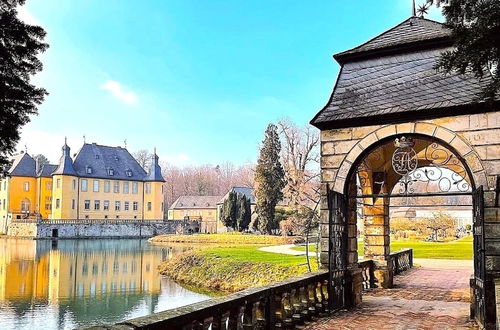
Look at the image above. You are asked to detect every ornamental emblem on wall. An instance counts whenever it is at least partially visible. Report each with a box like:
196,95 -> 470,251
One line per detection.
392,136 -> 417,176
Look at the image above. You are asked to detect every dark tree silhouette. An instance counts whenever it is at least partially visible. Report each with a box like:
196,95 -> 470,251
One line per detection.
426,0 -> 500,100
0,0 -> 48,172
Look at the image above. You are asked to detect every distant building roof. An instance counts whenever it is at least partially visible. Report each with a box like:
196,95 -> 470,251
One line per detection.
144,153 -> 165,182
219,186 -> 256,204
53,142 -> 77,176
8,153 -> 36,177
311,16 -> 495,129
73,143 -> 149,181
170,196 -> 223,209
37,164 -> 58,177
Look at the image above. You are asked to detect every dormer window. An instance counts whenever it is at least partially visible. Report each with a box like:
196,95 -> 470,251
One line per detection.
114,156 -> 119,161
86,166 -> 92,174
95,154 -> 99,159
126,169 -> 132,177
107,168 -> 114,176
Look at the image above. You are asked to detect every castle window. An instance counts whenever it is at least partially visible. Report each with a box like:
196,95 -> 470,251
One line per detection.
3,199 -> 5,210
133,201 -> 138,211
56,199 -> 61,209
115,201 -> 120,211
113,181 -> 119,193
103,200 -> 109,211
94,200 -> 100,210
56,179 -> 61,189
72,199 -> 75,210
86,166 -> 92,174
147,202 -> 152,211
123,182 -> 129,194
46,181 -> 52,190
81,179 -> 88,192
132,182 -> 138,194
93,180 -> 99,192
23,182 -> 29,192
124,201 -> 129,211
104,180 -> 110,193
84,200 -> 90,210
145,183 -> 151,194
73,180 -> 76,190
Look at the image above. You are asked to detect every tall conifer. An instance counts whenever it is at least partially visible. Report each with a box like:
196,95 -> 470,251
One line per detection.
254,124 -> 285,234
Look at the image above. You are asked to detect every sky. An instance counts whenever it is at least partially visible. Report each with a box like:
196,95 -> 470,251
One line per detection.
16,0 -> 443,167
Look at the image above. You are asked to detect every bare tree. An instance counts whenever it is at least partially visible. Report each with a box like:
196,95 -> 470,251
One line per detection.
133,149 -> 152,169
161,162 -> 255,211
277,119 -> 320,209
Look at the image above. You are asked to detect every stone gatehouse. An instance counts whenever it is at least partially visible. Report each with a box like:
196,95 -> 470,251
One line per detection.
311,16 -> 500,329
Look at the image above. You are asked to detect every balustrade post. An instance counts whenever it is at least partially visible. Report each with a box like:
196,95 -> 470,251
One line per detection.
409,249 -> 413,268
242,301 -> 254,330
228,306 -> 241,330
211,314 -> 223,330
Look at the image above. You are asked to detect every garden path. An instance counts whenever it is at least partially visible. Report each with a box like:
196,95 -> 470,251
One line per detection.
305,259 -> 476,329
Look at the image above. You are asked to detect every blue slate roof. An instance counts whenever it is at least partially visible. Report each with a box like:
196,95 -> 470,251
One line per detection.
8,153 -> 36,177
37,164 -> 58,177
145,153 -> 165,182
73,143 -> 149,181
53,143 -> 78,176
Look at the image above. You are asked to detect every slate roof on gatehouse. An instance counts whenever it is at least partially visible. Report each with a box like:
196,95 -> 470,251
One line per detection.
311,16 -> 494,129
169,196 -> 223,210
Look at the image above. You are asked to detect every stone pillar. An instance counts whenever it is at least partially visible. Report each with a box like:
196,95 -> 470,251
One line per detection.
363,195 -> 393,288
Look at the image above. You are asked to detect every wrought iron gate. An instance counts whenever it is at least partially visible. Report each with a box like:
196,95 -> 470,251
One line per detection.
472,186 -> 486,325
327,186 -> 348,311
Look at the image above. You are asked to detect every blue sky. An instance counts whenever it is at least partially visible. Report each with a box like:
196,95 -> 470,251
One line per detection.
17,0 -> 443,166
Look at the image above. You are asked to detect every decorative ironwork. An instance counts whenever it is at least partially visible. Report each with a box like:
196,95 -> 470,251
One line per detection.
326,187 -> 348,311
472,186 -> 486,325
354,136 -> 472,197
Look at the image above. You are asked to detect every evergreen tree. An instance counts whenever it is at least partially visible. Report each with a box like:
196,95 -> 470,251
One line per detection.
424,0 -> 500,100
220,191 -> 251,231
220,191 -> 237,229
254,124 -> 285,234
0,1 -> 48,171
236,193 -> 251,231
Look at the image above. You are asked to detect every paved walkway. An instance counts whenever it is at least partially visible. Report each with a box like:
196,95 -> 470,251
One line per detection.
305,259 -> 477,330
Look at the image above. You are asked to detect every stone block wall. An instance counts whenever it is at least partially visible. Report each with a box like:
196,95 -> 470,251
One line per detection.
319,111 -> 500,318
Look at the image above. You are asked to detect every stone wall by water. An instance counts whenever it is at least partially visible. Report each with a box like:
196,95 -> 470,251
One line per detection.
7,220 -> 198,238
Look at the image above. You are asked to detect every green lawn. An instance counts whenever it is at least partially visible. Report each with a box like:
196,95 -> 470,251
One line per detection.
293,236 -> 473,260
202,245 -> 317,268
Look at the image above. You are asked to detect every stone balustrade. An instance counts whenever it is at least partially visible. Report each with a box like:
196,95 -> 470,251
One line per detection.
389,249 -> 413,275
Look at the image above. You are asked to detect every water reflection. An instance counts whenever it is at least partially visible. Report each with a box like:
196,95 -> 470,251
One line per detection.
0,239 -> 209,329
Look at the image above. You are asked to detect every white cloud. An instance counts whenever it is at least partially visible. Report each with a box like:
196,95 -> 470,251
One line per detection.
16,5 -> 41,26
100,80 -> 138,105
16,129 -> 84,163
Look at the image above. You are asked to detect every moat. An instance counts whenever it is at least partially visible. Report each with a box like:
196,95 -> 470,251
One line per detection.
0,238 -> 209,329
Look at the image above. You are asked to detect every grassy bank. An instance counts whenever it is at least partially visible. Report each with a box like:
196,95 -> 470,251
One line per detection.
155,233 -> 315,293
150,232 -> 303,245
159,246 -> 315,293
293,236 -> 473,260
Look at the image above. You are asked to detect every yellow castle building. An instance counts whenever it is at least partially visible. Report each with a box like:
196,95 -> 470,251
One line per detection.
0,141 -> 165,233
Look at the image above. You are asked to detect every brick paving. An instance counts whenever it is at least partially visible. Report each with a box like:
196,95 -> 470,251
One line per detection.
305,259 -> 477,330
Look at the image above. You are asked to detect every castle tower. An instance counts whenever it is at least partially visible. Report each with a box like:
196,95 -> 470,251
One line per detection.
143,150 -> 165,220
51,141 -> 78,219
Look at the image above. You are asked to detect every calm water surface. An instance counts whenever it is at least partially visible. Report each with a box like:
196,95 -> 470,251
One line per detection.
0,238 -> 209,329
